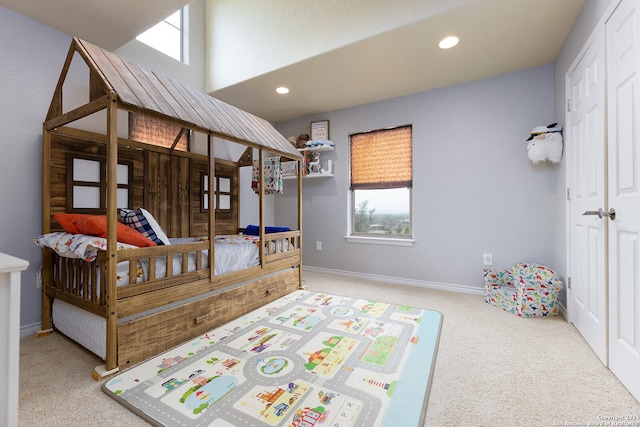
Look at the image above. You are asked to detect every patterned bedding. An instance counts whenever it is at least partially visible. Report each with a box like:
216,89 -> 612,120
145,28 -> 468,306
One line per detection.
34,232 -> 261,284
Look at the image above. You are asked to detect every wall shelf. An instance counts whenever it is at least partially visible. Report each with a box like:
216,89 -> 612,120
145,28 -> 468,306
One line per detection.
283,172 -> 333,180
298,141 -> 334,153
282,141 -> 334,180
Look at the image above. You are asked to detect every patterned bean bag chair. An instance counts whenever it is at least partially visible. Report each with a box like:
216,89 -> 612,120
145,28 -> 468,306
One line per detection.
483,263 -> 563,317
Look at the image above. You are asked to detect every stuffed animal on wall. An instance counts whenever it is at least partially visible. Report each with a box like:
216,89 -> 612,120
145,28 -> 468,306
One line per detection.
526,123 -> 563,164
527,132 -> 563,164
526,122 -> 562,141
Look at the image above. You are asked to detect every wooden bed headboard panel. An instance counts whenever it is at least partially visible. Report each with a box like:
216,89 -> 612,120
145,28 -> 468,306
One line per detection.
48,131 -> 239,237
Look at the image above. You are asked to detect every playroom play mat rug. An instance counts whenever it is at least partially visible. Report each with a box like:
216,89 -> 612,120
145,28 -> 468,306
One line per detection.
103,290 -> 442,427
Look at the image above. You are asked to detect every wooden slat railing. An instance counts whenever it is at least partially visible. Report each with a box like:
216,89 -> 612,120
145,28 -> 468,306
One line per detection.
263,230 -> 301,263
45,231 -> 301,320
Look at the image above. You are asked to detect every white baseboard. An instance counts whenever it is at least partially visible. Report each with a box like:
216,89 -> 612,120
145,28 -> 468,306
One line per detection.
20,270 -> 569,337
303,265 -> 571,319
558,302 -> 568,321
20,322 -> 42,338
302,265 -> 486,296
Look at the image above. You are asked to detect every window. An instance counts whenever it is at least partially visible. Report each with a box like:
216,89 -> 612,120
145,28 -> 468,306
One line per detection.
136,7 -> 188,63
349,125 -> 413,243
68,154 -> 133,213
201,174 -> 232,212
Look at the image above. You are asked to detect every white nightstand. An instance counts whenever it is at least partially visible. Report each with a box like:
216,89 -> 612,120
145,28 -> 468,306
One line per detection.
0,253 -> 29,427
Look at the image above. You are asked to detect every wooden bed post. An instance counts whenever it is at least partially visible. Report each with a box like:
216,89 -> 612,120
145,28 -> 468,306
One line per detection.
98,93 -> 120,378
38,125 -> 54,336
258,149 -> 265,267
298,158 -> 304,289
208,134 -> 215,278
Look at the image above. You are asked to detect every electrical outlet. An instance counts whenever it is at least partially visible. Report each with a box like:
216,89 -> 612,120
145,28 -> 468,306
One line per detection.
483,253 -> 493,266
316,241 -> 322,251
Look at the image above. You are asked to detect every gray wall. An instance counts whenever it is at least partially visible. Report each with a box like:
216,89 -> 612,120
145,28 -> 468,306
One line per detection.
275,64 -> 559,292
0,6 -> 71,333
275,0 -> 618,299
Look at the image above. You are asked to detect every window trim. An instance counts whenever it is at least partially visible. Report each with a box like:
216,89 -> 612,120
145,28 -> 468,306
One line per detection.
344,235 -> 415,246
348,125 -> 413,242
200,173 -> 233,213
66,153 -> 133,213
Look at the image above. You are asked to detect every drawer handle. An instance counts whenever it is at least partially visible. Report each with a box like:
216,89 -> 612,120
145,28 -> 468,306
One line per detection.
266,288 -> 275,295
194,314 -> 209,324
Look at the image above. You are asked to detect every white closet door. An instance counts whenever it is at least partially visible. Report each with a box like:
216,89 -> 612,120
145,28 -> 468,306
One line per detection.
607,0 -> 640,402
567,24 -> 608,364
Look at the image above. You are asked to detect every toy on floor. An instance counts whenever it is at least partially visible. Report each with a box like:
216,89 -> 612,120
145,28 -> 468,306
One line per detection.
484,262 -> 564,317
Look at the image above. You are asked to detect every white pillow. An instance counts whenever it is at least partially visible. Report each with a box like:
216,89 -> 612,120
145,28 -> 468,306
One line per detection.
139,208 -> 170,245
120,208 -> 171,246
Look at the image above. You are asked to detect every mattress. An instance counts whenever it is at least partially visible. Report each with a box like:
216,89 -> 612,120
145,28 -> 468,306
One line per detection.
51,269 -> 287,361
53,299 -> 107,360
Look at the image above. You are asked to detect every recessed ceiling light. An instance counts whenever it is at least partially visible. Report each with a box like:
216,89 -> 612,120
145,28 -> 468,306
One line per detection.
439,36 -> 459,49
276,86 -> 289,94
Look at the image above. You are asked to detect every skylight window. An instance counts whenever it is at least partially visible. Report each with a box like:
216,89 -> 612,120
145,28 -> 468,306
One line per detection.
136,7 -> 187,63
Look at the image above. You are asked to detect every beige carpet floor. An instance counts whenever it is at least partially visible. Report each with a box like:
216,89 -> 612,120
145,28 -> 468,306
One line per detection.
19,271 -> 640,426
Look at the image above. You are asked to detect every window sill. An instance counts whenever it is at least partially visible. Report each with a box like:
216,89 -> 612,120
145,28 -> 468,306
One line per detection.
344,235 -> 415,246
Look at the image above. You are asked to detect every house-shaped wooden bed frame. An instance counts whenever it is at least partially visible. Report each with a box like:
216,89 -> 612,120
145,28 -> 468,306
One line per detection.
38,38 -> 304,378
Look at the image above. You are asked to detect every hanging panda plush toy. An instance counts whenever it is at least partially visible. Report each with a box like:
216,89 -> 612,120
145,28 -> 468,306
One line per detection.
526,123 -> 563,164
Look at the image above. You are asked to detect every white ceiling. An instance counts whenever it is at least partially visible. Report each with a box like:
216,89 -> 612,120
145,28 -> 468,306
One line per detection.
0,0 -> 585,123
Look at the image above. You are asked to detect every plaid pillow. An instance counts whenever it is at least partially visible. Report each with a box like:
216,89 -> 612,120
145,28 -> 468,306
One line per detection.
120,208 -> 170,245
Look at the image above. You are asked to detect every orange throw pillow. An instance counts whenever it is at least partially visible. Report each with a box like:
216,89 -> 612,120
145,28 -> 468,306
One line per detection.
54,213 -> 157,248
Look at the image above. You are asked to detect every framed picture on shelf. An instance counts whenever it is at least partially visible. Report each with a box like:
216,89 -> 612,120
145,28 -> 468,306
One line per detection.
310,120 -> 330,141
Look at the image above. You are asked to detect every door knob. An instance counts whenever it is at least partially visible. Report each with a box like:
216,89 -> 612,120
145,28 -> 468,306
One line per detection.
582,208 -> 616,220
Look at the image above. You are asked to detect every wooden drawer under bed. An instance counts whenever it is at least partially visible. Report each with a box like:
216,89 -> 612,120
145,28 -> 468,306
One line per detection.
116,267 -> 300,368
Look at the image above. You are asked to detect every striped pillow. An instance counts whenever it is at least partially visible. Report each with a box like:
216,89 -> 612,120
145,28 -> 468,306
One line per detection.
120,208 -> 170,245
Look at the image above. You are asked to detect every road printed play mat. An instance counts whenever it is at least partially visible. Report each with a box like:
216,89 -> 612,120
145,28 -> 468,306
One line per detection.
103,290 -> 443,427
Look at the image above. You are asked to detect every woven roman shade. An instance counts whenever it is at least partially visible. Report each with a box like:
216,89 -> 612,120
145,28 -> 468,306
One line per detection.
350,125 -> 412,190
128,113 -> 189,151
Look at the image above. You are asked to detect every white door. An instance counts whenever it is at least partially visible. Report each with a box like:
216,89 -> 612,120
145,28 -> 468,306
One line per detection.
606,0 -> 640,401
567,24 -> 608,364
